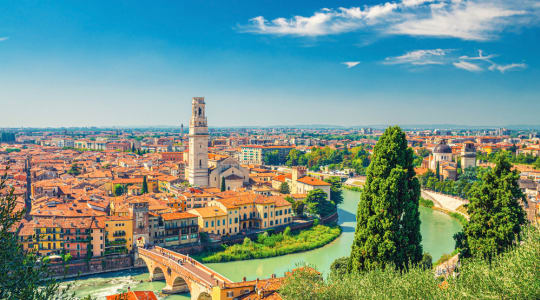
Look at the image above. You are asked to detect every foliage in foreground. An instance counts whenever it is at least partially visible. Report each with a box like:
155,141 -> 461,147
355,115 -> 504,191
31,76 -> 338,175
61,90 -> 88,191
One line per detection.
0,170 -> 76,300
196,225 -> 341,263
455,153 -> 526,259
280,226 -> 540,300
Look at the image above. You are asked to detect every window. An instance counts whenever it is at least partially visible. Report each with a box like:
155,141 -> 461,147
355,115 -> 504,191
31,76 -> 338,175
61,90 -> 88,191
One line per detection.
227,291 -> 234,298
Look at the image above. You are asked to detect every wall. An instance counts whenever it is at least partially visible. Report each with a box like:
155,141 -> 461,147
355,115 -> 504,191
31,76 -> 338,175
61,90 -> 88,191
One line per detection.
48,254 -> 134,279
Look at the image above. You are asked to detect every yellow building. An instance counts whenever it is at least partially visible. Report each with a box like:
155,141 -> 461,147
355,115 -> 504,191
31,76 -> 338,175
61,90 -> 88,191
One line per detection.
204,192 -> 293,235
207,201 -> 240,235
188,206 -> 228,236
97,215 -> 133,254
18,219 -> 63,256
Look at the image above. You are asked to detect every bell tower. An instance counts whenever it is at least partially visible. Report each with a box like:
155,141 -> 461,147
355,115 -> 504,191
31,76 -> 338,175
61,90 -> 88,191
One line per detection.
187,97 -> 209,187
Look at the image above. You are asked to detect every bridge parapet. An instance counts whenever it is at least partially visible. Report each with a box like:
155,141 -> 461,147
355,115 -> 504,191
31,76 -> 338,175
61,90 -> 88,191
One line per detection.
154,246 -> 232,284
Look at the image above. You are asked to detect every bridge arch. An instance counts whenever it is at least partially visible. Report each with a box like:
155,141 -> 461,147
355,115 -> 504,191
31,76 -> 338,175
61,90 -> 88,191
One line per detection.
197,292 -> 212,300
163,275 -> 190,294
151,266 -> 166,281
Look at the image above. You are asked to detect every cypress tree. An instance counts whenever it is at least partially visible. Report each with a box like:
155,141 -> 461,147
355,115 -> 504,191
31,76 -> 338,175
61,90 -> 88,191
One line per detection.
350,126 -> 422,272
142,176 -> 148,194
279,182 -> 290,194
221,176 -> 226,192
455,153 -> 526,259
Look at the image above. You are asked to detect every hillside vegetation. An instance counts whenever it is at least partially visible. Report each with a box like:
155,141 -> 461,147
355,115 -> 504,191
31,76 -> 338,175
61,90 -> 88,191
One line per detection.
280,226 -> 540,300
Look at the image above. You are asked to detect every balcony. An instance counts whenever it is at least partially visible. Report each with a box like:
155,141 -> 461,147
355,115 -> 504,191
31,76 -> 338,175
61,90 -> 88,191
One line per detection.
106,239 -> 126,247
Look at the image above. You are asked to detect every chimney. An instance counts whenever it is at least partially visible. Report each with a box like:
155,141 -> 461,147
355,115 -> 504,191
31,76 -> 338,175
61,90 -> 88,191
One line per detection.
243,276 -> 246,282
271,273 -> 276,279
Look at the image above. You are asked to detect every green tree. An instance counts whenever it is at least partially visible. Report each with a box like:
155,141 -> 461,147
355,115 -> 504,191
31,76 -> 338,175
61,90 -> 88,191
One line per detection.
305,189 -> 335,217
324,177 -> 343,205
142,176 -> 148,194
0,169 -> 76,299
292,200 -> 305,216
330,256 -> 351,279
113,184 -> 124,196
67,163 -> 81,176
262,150 -> 281,165
350,126 -> 422,272
279,182 -> 290,194
419,253 -> 432,270
220,176 -> 226,192
534,156 -> 540,169
455,153 -> 526,259
417,148 -> 431,158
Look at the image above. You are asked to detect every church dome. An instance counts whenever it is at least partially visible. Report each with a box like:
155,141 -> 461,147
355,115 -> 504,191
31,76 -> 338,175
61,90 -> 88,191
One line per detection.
433,143 -> 452,154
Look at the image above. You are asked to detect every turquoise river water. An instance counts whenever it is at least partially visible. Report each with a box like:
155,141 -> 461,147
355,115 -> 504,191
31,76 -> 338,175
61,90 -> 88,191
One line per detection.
66,189 -> 462,299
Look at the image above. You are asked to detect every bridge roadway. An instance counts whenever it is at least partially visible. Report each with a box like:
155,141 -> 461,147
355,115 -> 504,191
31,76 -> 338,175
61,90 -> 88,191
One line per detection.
137,246 -> 232,298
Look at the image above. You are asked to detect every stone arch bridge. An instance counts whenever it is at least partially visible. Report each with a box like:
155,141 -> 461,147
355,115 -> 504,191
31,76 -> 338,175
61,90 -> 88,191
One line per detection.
137,246 -> 232,300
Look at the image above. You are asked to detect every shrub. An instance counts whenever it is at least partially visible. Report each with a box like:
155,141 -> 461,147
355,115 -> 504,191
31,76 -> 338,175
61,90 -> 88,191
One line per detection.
419,197 -> 434,208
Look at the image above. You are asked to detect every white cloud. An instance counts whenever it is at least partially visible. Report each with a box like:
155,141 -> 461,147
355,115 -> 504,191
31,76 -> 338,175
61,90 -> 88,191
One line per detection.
0,37 -> 8,42
391,1 -> 527,40
242,1 -> 539,41
402,0 -> 435,7
459,50 -> 496,61
383,48 -> 526,74
453,60 -> 483,71
384,49 -> 449,65
488,63 -> 527,73
343,61 -> 360,68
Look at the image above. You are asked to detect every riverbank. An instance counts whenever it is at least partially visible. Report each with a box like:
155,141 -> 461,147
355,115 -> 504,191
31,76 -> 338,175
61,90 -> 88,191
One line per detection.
419,196 -> 468,226
194,224 -> 342,263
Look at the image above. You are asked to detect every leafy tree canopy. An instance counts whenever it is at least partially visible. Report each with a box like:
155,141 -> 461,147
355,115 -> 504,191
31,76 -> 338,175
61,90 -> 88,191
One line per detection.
455,153 -> 526,259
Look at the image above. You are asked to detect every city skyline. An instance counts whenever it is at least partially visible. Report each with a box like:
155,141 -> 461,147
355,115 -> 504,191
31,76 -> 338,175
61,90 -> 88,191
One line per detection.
1,0 -> 540,127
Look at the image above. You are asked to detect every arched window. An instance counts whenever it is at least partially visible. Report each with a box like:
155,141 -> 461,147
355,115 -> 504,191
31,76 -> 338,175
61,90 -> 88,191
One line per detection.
198,107 -> 202,116
199,160 -> 202,167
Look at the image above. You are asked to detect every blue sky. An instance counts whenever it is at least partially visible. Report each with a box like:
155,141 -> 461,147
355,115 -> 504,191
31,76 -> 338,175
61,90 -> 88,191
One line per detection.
1,0 -> 539,127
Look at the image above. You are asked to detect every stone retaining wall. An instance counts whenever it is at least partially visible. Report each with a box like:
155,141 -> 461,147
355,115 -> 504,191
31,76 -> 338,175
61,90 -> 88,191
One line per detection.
49,254 -> 134,279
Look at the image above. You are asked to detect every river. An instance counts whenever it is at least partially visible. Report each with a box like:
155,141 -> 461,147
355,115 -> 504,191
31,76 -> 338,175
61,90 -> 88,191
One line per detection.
67,189 -> 462,299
